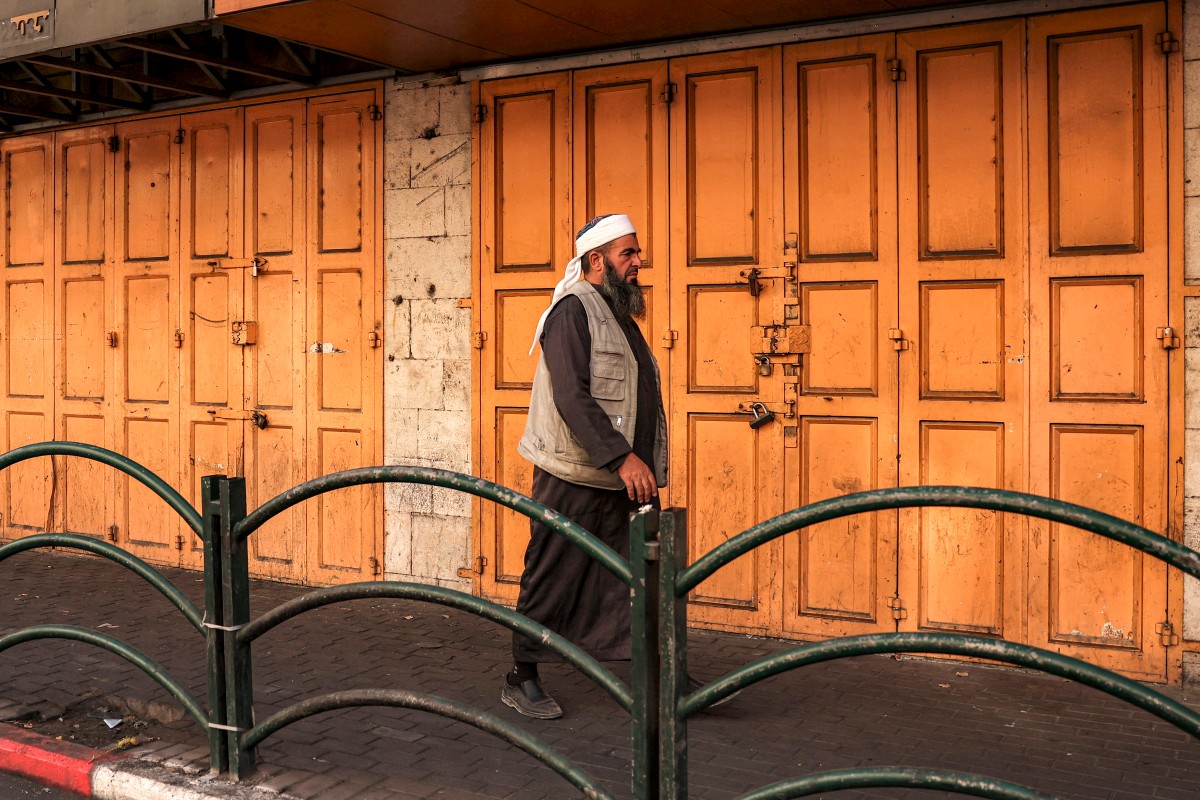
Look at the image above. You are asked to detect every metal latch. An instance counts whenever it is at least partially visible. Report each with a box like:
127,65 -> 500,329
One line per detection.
888,328 -> 910,351
1156,620 -> 1180,647
888,594 -> 908,621
457,555 -> 488,579
208,256 -> 267,277
208,409 -> 269,429
740,263 -> 795,296
231,321 -> 257,346
752,323 -> 811,357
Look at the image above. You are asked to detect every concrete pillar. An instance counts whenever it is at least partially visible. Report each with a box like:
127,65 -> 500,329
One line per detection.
381,75 -> 473,589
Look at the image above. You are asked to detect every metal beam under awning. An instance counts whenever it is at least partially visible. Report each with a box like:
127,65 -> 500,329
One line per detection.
0,0 -> 209,61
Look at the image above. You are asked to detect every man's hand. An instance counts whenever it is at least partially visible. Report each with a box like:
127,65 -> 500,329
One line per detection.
617,453 -> 657,504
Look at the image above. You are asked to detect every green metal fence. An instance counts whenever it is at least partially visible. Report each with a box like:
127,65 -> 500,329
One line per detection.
1,441 -> 1199,800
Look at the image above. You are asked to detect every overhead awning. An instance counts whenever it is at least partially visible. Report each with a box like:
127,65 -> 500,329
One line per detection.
0,0 -> 388,133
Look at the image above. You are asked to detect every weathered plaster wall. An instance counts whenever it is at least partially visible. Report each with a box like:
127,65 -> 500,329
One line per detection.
382,75 -> 474,589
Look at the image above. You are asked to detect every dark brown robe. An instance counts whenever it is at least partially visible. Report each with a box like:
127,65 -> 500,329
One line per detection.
513,293 -> 662,662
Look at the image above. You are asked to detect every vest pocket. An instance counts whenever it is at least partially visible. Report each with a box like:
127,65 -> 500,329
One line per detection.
591,351 -> 626,400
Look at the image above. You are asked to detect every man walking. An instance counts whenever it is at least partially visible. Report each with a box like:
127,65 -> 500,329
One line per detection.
504,214 -> 667,719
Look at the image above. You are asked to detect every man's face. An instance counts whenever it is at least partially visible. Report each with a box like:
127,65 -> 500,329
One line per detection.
599,234 -> 642,283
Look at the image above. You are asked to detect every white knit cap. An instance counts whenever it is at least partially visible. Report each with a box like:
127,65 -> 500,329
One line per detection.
528,214 -> 637,354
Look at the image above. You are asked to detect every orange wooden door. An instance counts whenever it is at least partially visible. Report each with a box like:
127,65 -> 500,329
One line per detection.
779,35 -> 900,640
112,115 -> 183,566
54,126 -> 116,541
243,99 -> 309,582
477,73 -> 573,604
304,90 -> 383,584
0,134 -> 55,540
667,49 -> 783,634
179,107 -> 245,569
1026,4 -> 1171,682
895,21 -> 1028,642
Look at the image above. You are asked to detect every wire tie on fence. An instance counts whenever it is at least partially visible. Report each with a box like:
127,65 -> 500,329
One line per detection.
200,620 -> 246,632
207,723 -> 248,732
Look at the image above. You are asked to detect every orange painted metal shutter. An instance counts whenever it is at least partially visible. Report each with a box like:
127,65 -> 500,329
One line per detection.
1027,4 -> 1170,682
0,134 -> 55,539
304,90 -> 383,585
781,34 -> 900,640
666,48 -> 783,634
895,20 -> 1029,643
477,73 -> 573,604
244,99 -> 309,582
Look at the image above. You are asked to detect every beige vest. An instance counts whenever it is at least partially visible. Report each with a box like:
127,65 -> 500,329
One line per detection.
518,281 -> 668,490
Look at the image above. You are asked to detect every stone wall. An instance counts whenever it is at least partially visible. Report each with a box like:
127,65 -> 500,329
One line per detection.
381,75 -> 474,589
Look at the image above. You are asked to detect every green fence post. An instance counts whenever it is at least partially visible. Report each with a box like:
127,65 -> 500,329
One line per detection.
658,509 -> 687,800
217,477 -> 256,779
630,508 -> 660,800
201,475 -> 228,774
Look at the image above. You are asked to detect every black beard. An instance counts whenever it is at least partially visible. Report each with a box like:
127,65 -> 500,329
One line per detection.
597,256 -> 646,321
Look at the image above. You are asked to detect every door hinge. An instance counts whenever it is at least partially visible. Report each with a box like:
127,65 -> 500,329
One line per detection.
1156,326 -> 1180,350
367,103 -> 382,121
369,556 -> 381,576
107,135 -> 119,153
175,532 -> 184,551
887,58 -> 906,82
106,331 -> 119,348
473,104 -> 488,124
457,555 -> 487,579
368,330 -> 382,348
659,82 -> 677,104
173,329 -> 184,348
174,128 -> 185,144
662,330 -> 679,350
888,594 -> 908,622
1155,620 -> 1180,647
472,331 -> 487,350
1156,31 -> 1180,55
888,327 -> 910,351
108,524 -> 119,543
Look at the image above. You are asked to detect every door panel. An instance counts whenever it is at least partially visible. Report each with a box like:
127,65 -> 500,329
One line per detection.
113,117 -> 181,564
782,35 -> 899,639
244,99 -> 308,581
478,73 -> 572,603
305,91 -> 381,584
896,20 -> 1027,642
180,108 -> 244,568
1,135 -> 55,538
1027,4 -> 1169,681
669,49 -> 781,633
54,127 -> 114,540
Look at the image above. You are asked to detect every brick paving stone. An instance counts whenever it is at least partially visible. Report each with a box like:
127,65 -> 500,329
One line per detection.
4,548 -> 1200,799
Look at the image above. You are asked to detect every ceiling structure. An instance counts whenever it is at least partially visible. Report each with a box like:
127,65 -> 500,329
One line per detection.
0,0 -> 982,133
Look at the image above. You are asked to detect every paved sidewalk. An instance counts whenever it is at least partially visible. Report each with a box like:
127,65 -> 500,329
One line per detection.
2,547 -> 1199,800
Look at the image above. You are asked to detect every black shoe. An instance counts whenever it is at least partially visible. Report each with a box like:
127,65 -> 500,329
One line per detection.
685,674 -> 741,710
501,677 -> 563,719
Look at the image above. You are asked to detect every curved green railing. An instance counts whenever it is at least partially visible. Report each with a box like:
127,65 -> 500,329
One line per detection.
671,487 -> 1200,800
0,442 -> 215,763
731,767 -> 1058,800
237,582 -> 631,712
236,465 -> 631,585
0,624 -> 208,731
229,466 -> 634,793
0,533 -> 203,634
242,689 -> 611,799
0,441 -> 202,537
681,486 -> 1200,594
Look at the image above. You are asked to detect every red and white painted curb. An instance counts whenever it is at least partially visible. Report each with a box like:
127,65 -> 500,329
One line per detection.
0,726 -> 283,799
0,725 -> 125,795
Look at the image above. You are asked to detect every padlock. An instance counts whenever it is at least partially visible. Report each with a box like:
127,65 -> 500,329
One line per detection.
756,355 -> 772,377
748,402 -> 775,429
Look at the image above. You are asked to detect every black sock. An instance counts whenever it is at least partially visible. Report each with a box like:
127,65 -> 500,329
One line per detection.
507,661 -> 538,686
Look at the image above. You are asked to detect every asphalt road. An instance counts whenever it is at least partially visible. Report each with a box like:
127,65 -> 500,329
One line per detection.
0,773 -> 77,798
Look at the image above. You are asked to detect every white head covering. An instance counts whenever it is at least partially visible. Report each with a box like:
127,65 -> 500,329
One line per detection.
528,214 -> 637,354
